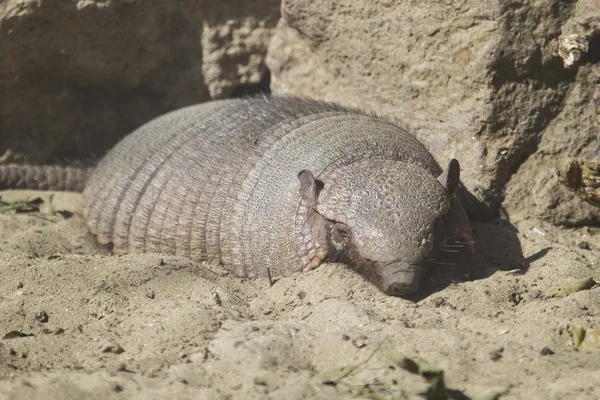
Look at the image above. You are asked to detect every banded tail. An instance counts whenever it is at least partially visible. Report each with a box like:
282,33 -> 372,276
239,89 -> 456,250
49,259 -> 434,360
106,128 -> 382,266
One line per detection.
0,164 -> 93,192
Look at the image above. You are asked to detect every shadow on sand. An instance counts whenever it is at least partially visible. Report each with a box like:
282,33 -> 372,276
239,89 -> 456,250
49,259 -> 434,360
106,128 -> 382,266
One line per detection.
406,206 -> 547,302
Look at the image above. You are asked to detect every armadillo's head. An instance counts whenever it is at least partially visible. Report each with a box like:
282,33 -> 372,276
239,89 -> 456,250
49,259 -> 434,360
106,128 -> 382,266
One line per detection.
298,158 -> 460,297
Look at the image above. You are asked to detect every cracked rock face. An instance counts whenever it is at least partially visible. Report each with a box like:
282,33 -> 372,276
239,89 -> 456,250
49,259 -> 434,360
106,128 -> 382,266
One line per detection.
267,0 -> 600,226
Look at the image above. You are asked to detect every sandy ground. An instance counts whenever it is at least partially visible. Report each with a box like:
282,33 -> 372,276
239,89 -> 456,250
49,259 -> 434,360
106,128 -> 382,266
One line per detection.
0,190 -> 599,400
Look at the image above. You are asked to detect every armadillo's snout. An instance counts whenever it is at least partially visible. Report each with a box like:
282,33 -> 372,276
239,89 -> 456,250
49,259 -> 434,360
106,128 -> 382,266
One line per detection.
379,262 -> 420,296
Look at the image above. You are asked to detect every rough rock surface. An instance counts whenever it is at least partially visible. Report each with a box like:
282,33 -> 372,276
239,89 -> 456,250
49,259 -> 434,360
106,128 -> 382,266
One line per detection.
0,0 -> 278,164
267,0 -> 600,226
505,0 -> 600,226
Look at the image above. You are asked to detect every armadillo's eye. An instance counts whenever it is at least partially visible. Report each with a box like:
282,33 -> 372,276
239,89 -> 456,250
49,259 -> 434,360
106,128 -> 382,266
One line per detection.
334,223 -> 352,238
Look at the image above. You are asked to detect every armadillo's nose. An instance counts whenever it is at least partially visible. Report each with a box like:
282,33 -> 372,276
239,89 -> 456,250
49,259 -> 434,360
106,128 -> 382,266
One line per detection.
379,262 -> 419,296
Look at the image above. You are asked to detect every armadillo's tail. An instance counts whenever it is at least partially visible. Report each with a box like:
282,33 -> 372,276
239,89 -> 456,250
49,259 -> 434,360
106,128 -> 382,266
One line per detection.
0,164 -> 93,192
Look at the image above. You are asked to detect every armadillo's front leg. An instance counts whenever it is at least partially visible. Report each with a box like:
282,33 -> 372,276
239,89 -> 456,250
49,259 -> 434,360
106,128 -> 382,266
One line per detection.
303,209 -> 330,271
298,170 -> 330,272
296,203 -> 331,272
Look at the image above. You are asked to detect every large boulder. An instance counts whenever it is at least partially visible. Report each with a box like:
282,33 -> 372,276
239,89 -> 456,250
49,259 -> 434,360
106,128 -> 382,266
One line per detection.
504,0 -> 600,225
0,0 -> 278,163
267,0 -> 600,225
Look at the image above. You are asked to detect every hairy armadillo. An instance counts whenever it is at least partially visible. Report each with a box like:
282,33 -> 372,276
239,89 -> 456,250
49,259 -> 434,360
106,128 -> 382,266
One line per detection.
0,96 -> 474,296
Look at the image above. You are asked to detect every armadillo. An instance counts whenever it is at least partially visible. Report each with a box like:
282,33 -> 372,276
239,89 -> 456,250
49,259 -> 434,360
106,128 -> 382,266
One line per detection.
0,96 -> 474,296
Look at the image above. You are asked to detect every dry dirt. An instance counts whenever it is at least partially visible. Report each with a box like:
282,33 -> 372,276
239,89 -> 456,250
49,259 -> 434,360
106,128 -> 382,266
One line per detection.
0,190 -> 599,399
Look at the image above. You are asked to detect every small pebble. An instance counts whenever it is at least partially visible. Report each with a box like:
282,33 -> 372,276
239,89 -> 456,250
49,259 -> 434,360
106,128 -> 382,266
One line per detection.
577,241 -> 590,250
101,343 -> 125,354
490,347 -> 504,362
253,377 -> 268,386
540,347 -> 554,356
212,292 -> 222,306
532,227 -> 546,236
34,311 -> 49,323
509,292 -> 522,305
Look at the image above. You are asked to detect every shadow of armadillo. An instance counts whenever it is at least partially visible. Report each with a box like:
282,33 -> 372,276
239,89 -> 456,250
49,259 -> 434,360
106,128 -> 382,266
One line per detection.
406,208 -> 527,302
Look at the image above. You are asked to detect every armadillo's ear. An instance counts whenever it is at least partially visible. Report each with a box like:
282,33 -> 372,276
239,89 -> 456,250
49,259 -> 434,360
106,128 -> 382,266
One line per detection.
437,159 -> 460,195
298,170 -> 323,206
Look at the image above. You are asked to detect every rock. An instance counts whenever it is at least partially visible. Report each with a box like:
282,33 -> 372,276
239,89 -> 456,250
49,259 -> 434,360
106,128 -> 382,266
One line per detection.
266,0 -> 600,226
0,0 -> 279,164
562,159 -> 600,208
551,34 -> 589,69
505,0 -> 600,226
202,17 -> 276,99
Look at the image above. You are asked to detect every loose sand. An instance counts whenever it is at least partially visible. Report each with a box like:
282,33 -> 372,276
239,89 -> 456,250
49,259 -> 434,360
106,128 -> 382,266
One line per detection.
0,190 -> 599,399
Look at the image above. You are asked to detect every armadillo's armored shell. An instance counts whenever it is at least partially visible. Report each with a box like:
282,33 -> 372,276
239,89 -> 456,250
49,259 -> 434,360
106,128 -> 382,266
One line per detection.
82,97 -> 443,278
